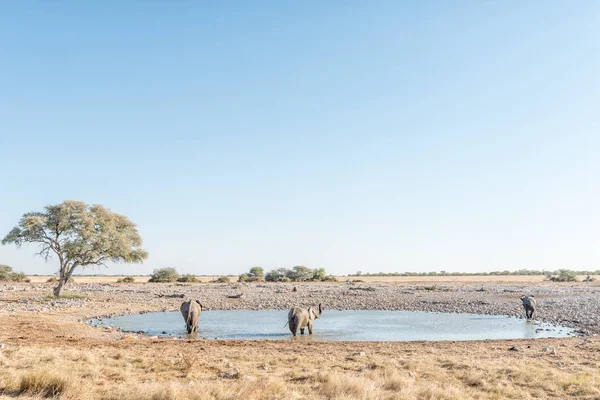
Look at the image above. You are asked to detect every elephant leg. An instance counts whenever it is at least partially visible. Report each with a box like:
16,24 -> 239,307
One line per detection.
289,317 -> 298,336
300,328 -> 305,335
308,321 -> 313,334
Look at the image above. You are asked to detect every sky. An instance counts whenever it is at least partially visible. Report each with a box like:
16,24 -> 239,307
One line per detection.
1,1 -> 599,276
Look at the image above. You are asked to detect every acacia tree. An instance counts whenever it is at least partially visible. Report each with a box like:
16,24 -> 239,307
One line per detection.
2,200 -> 148,296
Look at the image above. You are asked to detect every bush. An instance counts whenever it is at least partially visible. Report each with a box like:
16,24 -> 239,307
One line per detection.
287,266 -> 313,282
217,276 -> 231,283
265,266 -> 334,282
117,276 -> 135,283
238,266 -> 264,282
149,267 -> 179,283
549,269 -> 577,282
312,268 -> 327,281
265,268 -> 291,282
248,266 -> 264,281
0,265 -> 12,281
0,265 -> 29,282
177,274 -> 198,283
47,276 -> 74,283
9,272 -> 27,282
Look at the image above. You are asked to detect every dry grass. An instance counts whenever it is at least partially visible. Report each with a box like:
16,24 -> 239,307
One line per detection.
25,274 -> 594,284
1,277 -> 599,399
25,275 -> 240,284
17,371 -> 70,398
0,312 -> 599,400
344,275 -> 560,284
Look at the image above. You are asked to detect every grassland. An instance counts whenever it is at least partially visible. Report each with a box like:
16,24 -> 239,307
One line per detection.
26,274 -> 590,284
1,277 -> 599,399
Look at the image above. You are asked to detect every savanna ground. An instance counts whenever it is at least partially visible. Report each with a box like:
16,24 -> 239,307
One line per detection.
24,275 -> 563,284
1,276 -> 599,399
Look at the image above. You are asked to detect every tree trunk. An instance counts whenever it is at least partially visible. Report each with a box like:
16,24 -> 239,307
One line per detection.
53,261 -> 72,297
53,279 -> 64,297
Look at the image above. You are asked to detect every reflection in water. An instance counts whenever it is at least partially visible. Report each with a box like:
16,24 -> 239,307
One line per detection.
89,310 -> 576,342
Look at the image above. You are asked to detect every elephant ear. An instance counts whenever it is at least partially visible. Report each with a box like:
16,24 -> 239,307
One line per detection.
195,300 -> 203,310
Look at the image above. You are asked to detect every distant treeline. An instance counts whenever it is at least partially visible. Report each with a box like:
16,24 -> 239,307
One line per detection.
350,269 -> 600,277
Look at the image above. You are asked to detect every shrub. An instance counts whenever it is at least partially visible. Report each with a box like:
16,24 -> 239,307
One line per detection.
0,265 -> 12,281
19,371 -> 69,397
177,274 -> 198,283
0,265 -> 29,282
149,267 -> 179,283
265,268 -> 291,282
312,268 -> 327,281
248,266 -> 264,281
117,276 -> 135,283
47,276 -> 74,284
287,266 -> 313,282
265,266 -> 334,282
217,276 -> 231,283
549,269 -> 577,282
238,266 -> 264,282
9,272 -> 27,282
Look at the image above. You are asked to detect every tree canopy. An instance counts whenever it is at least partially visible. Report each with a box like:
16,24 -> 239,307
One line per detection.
2,200 -> 148,296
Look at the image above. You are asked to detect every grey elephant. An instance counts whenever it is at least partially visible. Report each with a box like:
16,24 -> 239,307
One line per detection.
287,303 -> 323,336
180,300 -> 203,334
520,296 -> 536,319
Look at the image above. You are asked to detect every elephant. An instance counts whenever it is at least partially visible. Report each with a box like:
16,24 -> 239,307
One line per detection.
287,303 -> 323,336
180,300 -> 203,334
520,296 -> 536,319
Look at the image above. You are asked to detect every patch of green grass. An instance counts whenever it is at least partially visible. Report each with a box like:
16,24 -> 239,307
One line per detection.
46,293 -> 87,300
415,285 -> 439,291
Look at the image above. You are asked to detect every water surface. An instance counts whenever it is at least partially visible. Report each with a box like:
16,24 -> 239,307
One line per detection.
89,310 -> 575,341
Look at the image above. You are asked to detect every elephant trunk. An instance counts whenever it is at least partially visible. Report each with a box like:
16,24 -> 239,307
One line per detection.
318,303 -> 323,316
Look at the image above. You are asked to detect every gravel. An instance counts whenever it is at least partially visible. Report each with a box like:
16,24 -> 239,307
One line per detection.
1,281 -> 599,334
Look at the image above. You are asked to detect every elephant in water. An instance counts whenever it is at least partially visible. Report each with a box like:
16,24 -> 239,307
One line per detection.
520,296 -> 536,319
180,300 -> 203,334
287,303 -> 323,336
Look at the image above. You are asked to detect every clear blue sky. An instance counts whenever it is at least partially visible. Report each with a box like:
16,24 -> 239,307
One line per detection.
1,1 -> 599,276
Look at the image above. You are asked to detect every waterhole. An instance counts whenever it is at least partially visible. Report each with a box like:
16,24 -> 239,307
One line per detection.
89,310 -> 576,341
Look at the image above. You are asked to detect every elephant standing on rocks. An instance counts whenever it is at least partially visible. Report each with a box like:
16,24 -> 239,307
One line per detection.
180,300 -> 203,334
287,303 -> 323,336
520,296 -> 536,319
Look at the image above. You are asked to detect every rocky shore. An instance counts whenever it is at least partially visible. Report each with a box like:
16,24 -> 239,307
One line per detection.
1,281 -> 599,334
